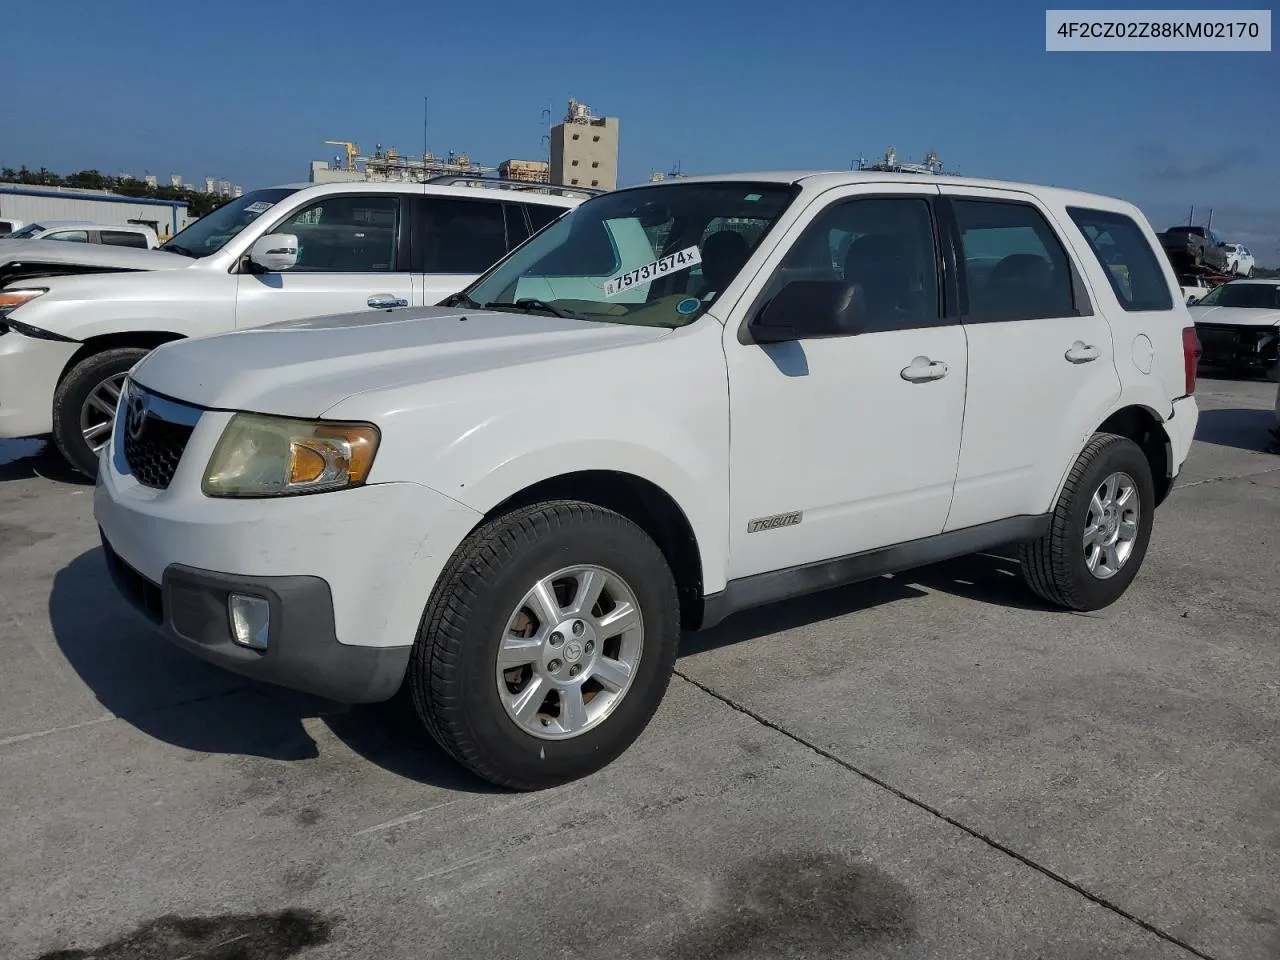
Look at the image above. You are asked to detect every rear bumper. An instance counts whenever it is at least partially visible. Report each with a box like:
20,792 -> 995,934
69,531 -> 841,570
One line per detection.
101,530 -> 411,702
1166,395 -> 1199,480
1195,323 -> 1280,371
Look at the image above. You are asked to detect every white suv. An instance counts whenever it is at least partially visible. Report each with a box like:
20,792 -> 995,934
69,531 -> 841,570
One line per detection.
95,172 -> 1201,790
0,179 -> 582,475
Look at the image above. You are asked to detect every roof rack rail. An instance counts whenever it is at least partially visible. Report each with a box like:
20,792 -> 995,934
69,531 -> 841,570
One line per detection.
423,174 -> 607,198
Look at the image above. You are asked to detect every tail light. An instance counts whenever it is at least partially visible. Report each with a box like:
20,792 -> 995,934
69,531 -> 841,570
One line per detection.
1182,326 -> 1201,395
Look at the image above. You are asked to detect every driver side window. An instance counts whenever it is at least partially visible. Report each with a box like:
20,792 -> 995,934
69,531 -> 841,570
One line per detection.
272,196 -> 400,272
758,196 -> 942,332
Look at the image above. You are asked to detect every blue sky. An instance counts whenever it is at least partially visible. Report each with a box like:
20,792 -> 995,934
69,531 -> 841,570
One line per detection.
4,0 -> 1278,260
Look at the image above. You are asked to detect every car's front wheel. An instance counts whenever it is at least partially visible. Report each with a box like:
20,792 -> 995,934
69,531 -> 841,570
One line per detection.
51,347 -> 149,478
1018,433 -> 1155,611
408,500 -> 680,790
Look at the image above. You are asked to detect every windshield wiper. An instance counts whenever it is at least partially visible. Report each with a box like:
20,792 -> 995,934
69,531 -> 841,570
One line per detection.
162,244 -> 196,257
440,292 -> 481,308
483,298 -> 571,319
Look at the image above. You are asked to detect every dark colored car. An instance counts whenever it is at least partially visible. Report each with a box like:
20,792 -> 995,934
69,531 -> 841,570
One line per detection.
1159,225 -> 1230,272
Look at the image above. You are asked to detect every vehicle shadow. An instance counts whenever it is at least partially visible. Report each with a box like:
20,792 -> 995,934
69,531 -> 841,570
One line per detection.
0,438 -> 91,485
682,549 -> 1050,656
1195,407 -> 1277,453
48,548 -> 501,793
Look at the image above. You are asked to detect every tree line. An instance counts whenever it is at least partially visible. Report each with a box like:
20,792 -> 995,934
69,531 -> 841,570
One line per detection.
1,165 -> 232,218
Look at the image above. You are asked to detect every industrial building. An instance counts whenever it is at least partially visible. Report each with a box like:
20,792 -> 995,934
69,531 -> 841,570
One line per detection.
549,100 -> 619,191
0,183 -> 192,239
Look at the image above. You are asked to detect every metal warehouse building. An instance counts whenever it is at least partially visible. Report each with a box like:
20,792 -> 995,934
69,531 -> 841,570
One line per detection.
0,183 -> 192,240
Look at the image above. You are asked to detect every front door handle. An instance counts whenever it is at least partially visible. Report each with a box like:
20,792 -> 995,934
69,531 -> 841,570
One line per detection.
900,356 -> 949,383
1065,341 -> 1100,364
367,294 -> 409,309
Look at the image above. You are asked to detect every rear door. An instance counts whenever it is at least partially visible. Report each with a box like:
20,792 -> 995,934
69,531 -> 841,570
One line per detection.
234,192 -> 413,328
938,186 -> 1121,530
412,195 -> 530,305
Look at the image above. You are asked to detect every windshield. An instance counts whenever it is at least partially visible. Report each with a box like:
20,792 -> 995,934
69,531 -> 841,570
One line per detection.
160,187 -> 299,257
1195,283 -> 1280,309
455,182 -> 797,327
7,223 -> 45,238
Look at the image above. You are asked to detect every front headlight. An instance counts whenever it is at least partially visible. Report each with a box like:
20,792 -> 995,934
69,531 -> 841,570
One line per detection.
0,288 -> 48,322
202,413 -> 380,498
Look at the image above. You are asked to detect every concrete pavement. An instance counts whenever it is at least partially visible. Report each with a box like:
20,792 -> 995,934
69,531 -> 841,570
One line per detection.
1,377 -> 1276,960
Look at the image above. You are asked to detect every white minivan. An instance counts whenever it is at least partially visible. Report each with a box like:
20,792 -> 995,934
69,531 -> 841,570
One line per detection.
0,179 -> 584,475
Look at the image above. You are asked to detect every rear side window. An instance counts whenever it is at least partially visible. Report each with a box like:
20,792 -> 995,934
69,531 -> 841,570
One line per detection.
525,203 -> 565,233
417,198 -> 506,273
1068,207 -> 1173,312
503,203 -> 530,249
952,199 -> 1076,321
102,230 -> 148,248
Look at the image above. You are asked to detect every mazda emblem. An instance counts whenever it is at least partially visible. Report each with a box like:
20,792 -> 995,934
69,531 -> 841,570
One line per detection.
125,391 -> 148,440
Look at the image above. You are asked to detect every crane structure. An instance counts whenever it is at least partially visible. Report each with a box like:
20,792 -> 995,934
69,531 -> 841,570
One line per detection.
324,140 -> 361,173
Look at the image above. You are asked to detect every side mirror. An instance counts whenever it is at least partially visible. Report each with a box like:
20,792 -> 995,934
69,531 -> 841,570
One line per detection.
749,280 -> 868,344
248,233 -> 299,272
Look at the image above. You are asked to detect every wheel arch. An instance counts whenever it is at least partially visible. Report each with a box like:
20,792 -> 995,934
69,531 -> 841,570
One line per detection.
59,330 -> 186,383
1092,403 -> 1175,506
480,470 -> 710,631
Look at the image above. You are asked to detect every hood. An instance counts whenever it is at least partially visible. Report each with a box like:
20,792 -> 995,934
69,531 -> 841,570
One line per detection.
1189,305 -> 1280,328
131,306 -> 674,417
0,238 -> 192,282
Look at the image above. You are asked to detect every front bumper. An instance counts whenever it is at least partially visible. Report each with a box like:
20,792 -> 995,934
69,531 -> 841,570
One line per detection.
0,328 -> 79,438
101,533 -> 410,702
1195,322 -> 1280,372
94,387 -> 485,702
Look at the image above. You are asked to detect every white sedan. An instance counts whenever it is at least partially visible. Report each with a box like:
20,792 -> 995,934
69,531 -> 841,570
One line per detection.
1223,243 -> 1256,277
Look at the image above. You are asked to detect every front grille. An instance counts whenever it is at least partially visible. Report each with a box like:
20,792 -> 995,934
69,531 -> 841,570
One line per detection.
119,383 -> 201,490
124,415 -> 195,489
1195,323 -> 1279,369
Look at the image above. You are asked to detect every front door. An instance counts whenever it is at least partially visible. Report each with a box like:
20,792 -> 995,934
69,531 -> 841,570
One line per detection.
724,185 -> 968,581
235,193 -> 413,328
937,186 -> 1121,530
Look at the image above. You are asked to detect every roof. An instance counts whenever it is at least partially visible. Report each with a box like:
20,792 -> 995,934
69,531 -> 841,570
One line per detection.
261,180 -> 580,207
0,184 -> 188,208
613,170 -> 1142,210
25,220 -> 152,230
1226,278 -> 1280,286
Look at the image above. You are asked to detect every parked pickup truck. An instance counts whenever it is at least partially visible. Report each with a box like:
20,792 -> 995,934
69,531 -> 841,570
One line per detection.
95,171 -> 1200,789
0,178 -> 582,475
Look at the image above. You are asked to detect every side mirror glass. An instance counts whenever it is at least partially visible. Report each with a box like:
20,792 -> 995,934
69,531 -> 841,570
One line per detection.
249,233 -> 299,272
749,280 -> 869,344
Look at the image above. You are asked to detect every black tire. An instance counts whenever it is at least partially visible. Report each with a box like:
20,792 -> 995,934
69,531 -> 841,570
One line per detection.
408,500 -> 680,790
51,347 -> 148,478
1018,433 -> 1155,612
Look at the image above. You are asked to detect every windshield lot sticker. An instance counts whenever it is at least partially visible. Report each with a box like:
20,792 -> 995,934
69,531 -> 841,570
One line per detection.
244,201 -> 272,214
604,245 -> 702,297
676,297 -> 701,315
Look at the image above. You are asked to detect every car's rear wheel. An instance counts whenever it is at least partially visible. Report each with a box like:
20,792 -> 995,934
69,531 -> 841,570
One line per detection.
1018,433 -> 1155,611
408,500 -> 680,790
51,347 -> 148,478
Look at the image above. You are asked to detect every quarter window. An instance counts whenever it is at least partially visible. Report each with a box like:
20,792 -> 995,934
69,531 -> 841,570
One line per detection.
1068,207 -> 1173,312
272,196 -> 399,272
760,196 -> 941,332
952,199 -> 1076,321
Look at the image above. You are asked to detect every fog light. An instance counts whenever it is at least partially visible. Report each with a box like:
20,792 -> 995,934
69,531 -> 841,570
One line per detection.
228,594 -> 270,650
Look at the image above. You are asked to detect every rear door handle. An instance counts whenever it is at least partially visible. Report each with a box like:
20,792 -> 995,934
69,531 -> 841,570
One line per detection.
1065,341 -> 1100,364
900,356 -> 949,383
367,294 -> 408,309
